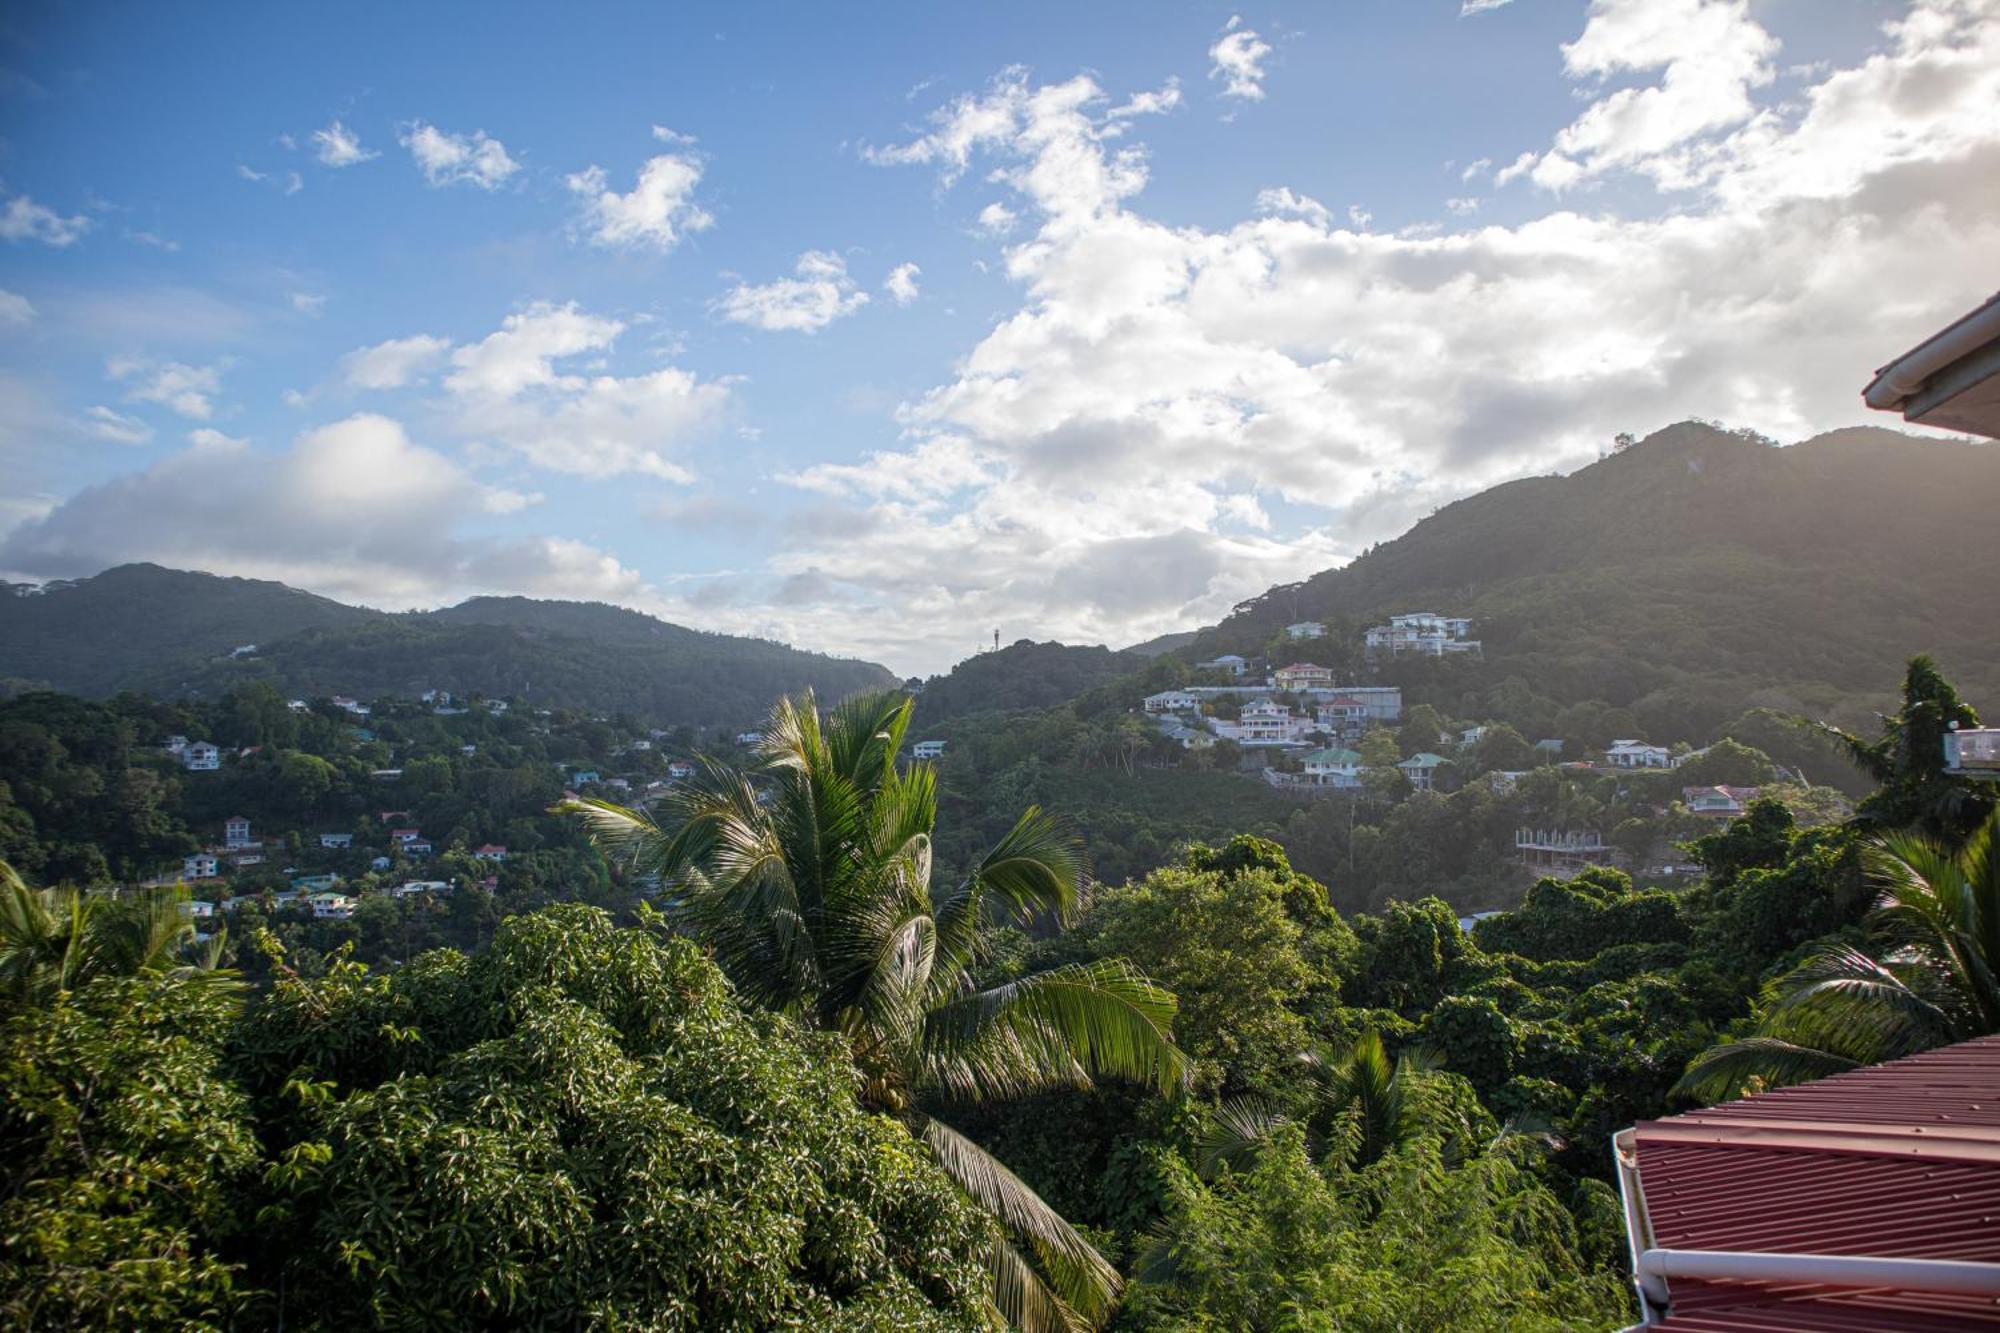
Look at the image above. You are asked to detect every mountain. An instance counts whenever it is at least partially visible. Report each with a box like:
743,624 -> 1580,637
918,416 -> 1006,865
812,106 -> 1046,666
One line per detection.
1199,422 -> 2000,735
1121,630 -> 1199,659
0,566 -> 895,726
0,564 -> 372,696
915,639 -> 1149,725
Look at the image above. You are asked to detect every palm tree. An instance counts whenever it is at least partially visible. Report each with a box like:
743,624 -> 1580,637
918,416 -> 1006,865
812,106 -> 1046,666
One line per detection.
1819,654 -> 1990,842
1677,804 -> 2000,1102
0,859 -> 227,1010
563,690 -> 1188,1332
1197,1031 -> 1440,1176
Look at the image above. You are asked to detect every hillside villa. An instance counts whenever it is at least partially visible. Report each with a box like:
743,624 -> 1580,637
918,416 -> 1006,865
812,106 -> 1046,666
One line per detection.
1274,662 -> 1335,691
1365,612 -> 1481,658
1284,621 -> 1326,639
1397,752 -> 1447,791
1197,653 -> 1249,676
1683,785 -> 1761,818
1211,699 -> 1313,747
1301,746 -> 1364,788
913,740 -> 947,760
1605,739 -> 1676,769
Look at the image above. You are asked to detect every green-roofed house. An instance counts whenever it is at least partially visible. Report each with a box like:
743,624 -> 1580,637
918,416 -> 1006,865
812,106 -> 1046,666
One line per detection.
1397,752 -> 1448,792
1302,746 -> 1364,788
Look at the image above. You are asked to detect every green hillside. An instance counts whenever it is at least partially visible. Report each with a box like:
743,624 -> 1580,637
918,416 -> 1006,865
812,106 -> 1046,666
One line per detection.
914,639 -> 1148,725
0,566 -> 895,728
0,564 -> 372,696
1198,422 -> 2000,735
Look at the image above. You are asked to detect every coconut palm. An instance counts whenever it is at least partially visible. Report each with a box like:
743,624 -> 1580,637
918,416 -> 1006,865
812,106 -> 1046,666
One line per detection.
1197,1031 -> 1441,1176
563,689 -> 1188,1333
0,859 -> 227,1011
1677,804 -> 1999,1102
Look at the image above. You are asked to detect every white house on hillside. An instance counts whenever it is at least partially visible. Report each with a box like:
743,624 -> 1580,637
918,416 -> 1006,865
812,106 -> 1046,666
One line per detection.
1604,739 -> 1675,769
1198,654 -> 1248,677
183,853 -> 219,879
1365,612 -> 1480,659
319,832 -> 352,849
1285,621 -> 1327,640
1143,689 -> 1204,714
224,816 -> 252,847
1212,700 -> 1311,747
1301,747 -> 1364,787
912,740 -> 947,760
1398,753 -> 1448,791
182,741 -> 220,771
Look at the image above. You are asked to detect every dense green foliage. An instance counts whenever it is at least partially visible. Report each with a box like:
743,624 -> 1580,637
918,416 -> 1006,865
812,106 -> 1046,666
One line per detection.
0,564 -> 895,727
2,904 -> 995,1330
916,641 -> 1150,727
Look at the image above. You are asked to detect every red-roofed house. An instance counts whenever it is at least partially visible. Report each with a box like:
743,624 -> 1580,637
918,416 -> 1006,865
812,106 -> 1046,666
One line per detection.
389,827 -> 420,844
472,844 -> 507,862
1614,1034 -> 2000,1329
1273,662 -> 1334,691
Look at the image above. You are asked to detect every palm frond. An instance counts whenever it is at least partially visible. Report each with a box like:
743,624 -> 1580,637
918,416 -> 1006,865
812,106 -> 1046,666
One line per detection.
920,959 -> 1186,1102
1196,1096 -> 1288,1178
913,1113 -> 1119,1326
987,1235 -> 1092,1333
1675,1035 -> 1861,1102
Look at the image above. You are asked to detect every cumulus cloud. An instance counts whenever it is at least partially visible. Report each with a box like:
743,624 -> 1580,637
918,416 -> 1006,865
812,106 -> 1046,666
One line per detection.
238,164 -> 304,195
714,251 -> 870,333
289,291 -> 327,316
1,193 -> 90,246
884,262 -> 921,306
1506,0 -> 1779,190
401,121 -> 520,189
107,357 -> 225,420
341,333 -> 451,389
566,146 -> 713,251
764,1 -> 2000,671
0,413 -> 645,607
438,301 -> 728,479
1209,18 -> 1273,101
976,201 -> 1018,236
0,289 -> 33,325
311,118 -> 378,167
1461,0 -> 1517,13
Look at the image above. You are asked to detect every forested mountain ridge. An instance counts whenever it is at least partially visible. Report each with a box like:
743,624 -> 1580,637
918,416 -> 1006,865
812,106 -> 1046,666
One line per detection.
0,565 -> 895,727
914,639 -> 1149,726
0,564 -> 372,697
1201,422 -> 2000,729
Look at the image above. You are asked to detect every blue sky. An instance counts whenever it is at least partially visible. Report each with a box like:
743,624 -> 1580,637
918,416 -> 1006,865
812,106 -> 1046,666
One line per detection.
0,0 -> 1992,674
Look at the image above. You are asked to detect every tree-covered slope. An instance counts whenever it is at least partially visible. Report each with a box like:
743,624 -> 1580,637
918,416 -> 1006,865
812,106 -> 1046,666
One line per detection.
0,566 -> 895,727
914,639 -> 1149,726
0,564 -> 372,695
1200,423 -> 2000,727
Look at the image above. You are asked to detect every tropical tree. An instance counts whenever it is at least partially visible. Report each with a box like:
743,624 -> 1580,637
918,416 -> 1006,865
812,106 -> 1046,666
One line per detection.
1677,804 -> 2000,1101
563,689 -> 1188,1332
1198,1031 -> 1445,1176
1821,654 -> 1990,841
0,859 -> 223,1011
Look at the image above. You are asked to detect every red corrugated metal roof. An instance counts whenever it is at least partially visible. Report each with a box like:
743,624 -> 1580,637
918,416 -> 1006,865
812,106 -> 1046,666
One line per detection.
1635,1035 -> 2000,1329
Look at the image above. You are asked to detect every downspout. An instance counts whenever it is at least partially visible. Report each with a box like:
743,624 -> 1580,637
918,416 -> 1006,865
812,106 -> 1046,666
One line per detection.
1611,1128 -> 1668,1328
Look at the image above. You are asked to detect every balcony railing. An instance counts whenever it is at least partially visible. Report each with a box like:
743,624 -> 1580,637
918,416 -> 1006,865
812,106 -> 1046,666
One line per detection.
1945,728 -> 2000,778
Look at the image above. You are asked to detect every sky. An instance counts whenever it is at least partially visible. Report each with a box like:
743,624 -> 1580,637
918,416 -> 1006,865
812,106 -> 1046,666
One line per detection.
0,0 -> 1994,676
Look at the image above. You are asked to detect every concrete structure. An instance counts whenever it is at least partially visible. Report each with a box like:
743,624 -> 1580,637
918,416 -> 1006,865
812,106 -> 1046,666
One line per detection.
1945,725 -> 2000,780
182,741 -> 220,771
224,816 -> 251,847
318,832 -> 352,849
1516,828 -> 1609,874
1284,621 -> 1327,640
912,740 -> 947,760
183,853 -> 218,879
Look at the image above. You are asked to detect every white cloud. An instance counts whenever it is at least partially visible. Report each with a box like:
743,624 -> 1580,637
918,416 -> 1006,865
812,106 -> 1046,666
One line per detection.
976,201 -> 1018,236
1461,0 -> 1517,13
0,413 -> 643,607
1108,79 -> 1183,121
1446,196 -> 1481,215
107,357 -> 224,420
124,229 -> 179,252
401,121 -> 520,189
766,4 -> 2000,671
1209,18 -> 1273,101
565,148 -> 712,251
311,118 -> 378,167
884,262 -> 921,306
1,194 -> 90,246
714,250 -> 870,333
437,301 -> 728,479
238,164 -> 304,195
1508,0 -> 1780,190
290,291 -> 327,316
82,405 -> 152,444
341,333 -> 451,389
0,289 -> 33,326
1460,156 -> 1493,181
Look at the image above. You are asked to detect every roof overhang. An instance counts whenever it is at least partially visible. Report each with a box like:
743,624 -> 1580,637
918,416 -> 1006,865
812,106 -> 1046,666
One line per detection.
1864,291 -> 2000,439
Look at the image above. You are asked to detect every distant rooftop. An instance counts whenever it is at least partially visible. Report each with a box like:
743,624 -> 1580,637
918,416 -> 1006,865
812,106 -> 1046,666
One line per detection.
1864,291 -> 2000,440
